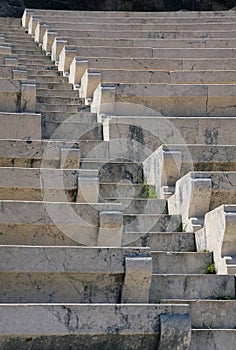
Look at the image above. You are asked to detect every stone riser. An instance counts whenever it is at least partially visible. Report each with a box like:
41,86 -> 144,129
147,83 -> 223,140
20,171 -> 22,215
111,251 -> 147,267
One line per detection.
0,113 -> 41,140
190,329 -> 236,350
152,251 -> 213,274
42,122 -> 103,141
150,274 -> 235,302
106,117 -> 236,151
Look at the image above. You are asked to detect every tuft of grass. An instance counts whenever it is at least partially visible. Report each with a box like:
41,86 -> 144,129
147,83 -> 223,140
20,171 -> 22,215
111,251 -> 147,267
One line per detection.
206,262 -> 216,274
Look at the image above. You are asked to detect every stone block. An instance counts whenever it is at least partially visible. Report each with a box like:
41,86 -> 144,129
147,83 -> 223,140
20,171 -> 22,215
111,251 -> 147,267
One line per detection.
34,22 -> 49,44
76,169 -> 99,203
121,257 -> 152,303
60,146 -> 80,169
98,210 -> 123,247
159,314 -> 191,350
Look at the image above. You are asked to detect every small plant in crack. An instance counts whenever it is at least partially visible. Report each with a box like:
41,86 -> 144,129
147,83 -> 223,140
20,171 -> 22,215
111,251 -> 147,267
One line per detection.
205,262 -> 216,274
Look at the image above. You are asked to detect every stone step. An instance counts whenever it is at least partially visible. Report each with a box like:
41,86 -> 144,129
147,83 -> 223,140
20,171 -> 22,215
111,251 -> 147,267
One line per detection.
36,82 -> 73,90
0,200 -> 122,246
92,83 -> 236,118
59,46 -> 236,73
104,117 -> 236,152
99,183 -> 157,200
0,164 -> 147,200
30,75 -> 68,83
80,161 -> 144,183
0,245 -> 151,303
0,167 -> 79,202
36,95 -> 83,104
42,111 -> 97,123
106,198 -> 168,215
0,303 -> 190,349
129,232 -> 196,252
0,65 -> 27,79
0,113 -> 41,140
69,57 -> 236,86
36,88 -> 79,97
0,78 -> 36,113
80,69 -> 236,100
36,104 -> 83,113
43,28 -> 236,54
38,22 -> 236,35
52,36 -> 236,62
123,214 -> 182,234
29,14 -> 236,28
151,252 -> 213,274
150,274 -> 235,302
12,49 -> 46,57
190,329 -> 236,350
0,139 -> 80,168
42,120 -> 102,140
160,299 -> 236,329
22,9 -> 236,22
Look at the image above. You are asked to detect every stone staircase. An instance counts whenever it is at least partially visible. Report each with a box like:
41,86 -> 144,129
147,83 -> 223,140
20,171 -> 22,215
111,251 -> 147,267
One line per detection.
0,10 -> 235,349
